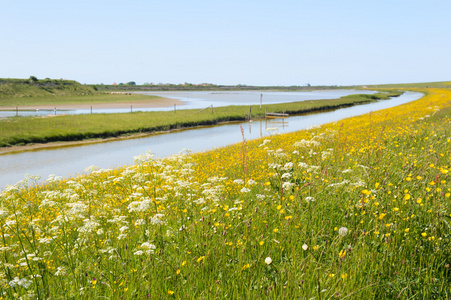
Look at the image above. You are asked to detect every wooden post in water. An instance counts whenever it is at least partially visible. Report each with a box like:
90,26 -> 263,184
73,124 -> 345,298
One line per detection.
16,107 -> 18,117
249,106 -> 252,120
131,105 -> 133,113
260,93 -> 263,108
91,106 -> 92,114
54,107 -> 56,115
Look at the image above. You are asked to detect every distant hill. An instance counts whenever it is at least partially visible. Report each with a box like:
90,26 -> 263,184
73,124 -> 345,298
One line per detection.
0,77 -> 98,98
364,81 -> 451,89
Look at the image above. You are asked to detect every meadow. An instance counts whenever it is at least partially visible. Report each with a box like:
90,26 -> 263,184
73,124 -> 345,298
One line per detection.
0,88 -> 450,299
0,92 -> 400,148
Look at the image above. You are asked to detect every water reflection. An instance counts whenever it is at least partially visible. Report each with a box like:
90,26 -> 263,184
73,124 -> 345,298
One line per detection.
0,91 -> 422,190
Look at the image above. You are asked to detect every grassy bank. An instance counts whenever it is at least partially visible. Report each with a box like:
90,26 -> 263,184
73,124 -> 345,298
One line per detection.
0,78 -> 97,99
0,77 -> 165,107
0,88 -> 450,298
0,92 -> 401,148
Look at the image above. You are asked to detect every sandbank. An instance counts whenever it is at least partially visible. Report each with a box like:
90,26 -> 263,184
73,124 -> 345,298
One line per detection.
1,97 -> 185,110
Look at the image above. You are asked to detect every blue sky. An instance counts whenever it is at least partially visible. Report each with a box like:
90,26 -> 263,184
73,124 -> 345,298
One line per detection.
1,0 -> 450,86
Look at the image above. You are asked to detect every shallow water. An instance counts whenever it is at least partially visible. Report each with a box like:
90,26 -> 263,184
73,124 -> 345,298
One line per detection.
0,91 -> 422,190
0,89 -> 377,117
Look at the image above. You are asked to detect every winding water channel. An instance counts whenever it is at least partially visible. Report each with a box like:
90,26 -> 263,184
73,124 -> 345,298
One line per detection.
0,91 -> 422,190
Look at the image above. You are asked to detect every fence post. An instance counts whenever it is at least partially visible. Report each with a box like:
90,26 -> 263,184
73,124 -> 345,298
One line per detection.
249,106 -> 252,120
16,107 -> 18,117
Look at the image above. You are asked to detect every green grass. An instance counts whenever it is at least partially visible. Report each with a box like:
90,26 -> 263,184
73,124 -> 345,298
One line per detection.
364,81 -> 451,89
0,88 -> 450,298
0,78 -> 97,100
0,92 -> 400,147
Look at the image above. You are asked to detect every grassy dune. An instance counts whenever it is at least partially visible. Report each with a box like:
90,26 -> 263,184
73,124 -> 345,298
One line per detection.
0,92 -> 400,148
1,88 -> 451,298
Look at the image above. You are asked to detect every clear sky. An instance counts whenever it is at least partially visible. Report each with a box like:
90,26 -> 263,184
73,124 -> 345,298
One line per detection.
1,0 -> 450,86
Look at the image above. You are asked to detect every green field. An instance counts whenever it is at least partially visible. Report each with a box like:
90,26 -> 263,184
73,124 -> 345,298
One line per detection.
1,88 -> 451,298
0,92 -> 401,148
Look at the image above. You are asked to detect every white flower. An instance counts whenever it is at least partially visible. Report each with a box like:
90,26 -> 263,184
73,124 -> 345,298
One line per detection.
302,243 -> 308,251
119,226 -> 128,233
135,219 -> 146,226
281,173 -> 292,179
282,182 -> 294,190
240,187 -> 251,193
284,162 -> 294,170
38,237 -> 53,244
55,266 -> 67,276
233,179 -> 244,185
9,277 -> 33,289
305,196 -> 315,202
247,179 -> 256,186
338,227 -> 349,237
265,257 -> 272,265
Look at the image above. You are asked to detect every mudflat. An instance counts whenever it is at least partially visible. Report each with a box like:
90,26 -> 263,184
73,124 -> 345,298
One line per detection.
1,97 -> 185,110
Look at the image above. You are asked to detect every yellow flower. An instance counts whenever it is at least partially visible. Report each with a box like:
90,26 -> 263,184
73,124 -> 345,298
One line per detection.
197,256 -> 205,263
176,269 -> 181,275
182,260 -> 187,266
273,228 -> 279,233
241,263 -> 250,271
168,290 -> 175,295
339,249 -> 346,258
259,241 -> 264,246
421,232 -> 427,237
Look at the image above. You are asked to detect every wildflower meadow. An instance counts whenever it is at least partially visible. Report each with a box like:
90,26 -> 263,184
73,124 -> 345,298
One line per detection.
1,88 -> 451,299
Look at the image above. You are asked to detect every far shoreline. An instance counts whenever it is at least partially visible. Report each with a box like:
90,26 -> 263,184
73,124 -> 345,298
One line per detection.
0,97 -> 185,110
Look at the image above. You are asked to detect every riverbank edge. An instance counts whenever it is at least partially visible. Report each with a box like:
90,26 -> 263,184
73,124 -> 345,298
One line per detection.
0,91 -> 408,155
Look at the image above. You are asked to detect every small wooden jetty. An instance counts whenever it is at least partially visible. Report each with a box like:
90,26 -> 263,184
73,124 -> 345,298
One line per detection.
265,112 -> 289,119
